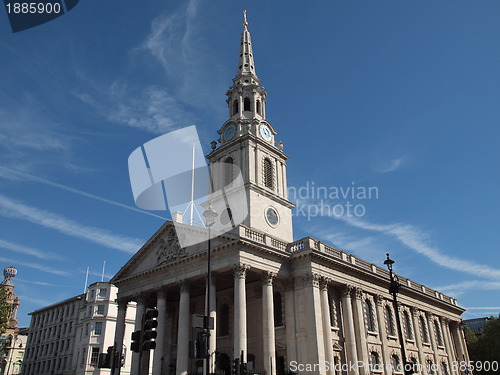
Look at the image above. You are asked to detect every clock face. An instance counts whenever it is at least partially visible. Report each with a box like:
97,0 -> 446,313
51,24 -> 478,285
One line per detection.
259,124 -> 272,142
266,207 -> 279,227
223,123 -> 237,141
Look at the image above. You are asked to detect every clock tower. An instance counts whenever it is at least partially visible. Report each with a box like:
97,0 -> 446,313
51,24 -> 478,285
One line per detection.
207,11 -> 294,242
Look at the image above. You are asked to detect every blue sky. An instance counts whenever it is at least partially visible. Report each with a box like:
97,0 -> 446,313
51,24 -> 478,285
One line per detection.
1,0 -> 499,327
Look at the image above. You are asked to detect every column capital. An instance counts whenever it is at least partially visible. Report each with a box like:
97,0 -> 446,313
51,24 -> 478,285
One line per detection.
374,294 -> 385,306
134,294 -> 146,305
178,279 -> 190,293
341,284 -> 355,298
116,297 -> 130,308
261,271 -> 276,286
425,311 -> 434,320
319,276 -> 331,291
410,306 -> 420,316
301,273 -> 320,287
353,287 -> 364,300
233,263 -> 250,279
204,272 -> 217,285
156,287 -> 167,299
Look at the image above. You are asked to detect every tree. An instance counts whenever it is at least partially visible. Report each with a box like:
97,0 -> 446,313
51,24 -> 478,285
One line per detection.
0,288 -> 11,335
465,317 -> 500,375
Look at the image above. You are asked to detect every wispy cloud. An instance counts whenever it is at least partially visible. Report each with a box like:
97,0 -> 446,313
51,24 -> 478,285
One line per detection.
374,156 -> 407,173
0,239 -> 65,261
0,165 -> 166,220
341,216 -> 500,280
0,194 -> 144,253
433,280 -> 500,296
463,306 -> 500,310
74,84 -> 193,134
0,257 -> 70,277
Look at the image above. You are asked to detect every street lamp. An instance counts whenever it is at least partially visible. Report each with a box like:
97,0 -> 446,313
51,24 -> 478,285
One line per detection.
384,253 -> 412,375
203,204 -> 217,375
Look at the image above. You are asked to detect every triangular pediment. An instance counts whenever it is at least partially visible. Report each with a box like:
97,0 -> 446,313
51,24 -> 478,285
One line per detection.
111,221 -> 237,283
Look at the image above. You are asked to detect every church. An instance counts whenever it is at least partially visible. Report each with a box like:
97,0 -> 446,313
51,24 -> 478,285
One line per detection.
110,13 -> 470,375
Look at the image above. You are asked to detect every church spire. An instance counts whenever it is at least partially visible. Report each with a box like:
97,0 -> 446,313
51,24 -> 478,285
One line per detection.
234,10 -> 259,83
226,11 -> 267,121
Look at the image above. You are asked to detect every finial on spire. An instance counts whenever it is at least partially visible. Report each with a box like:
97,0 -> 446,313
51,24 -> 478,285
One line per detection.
243,10 -> 248,30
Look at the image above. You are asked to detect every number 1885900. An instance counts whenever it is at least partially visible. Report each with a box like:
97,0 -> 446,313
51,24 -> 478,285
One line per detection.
6,2 -> 62,14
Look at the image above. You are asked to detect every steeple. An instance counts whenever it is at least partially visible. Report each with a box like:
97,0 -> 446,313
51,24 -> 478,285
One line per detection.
207,12 -> 294,242
235,10 -> 259,83
226,10 -> 267,121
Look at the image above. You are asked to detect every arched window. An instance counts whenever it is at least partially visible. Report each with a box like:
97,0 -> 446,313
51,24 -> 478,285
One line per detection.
370,352 -> 380,372
434,320 -> 444,346
427,360 -> 435,375
244,97 -> 251,111
224,157 -> 234,187
386,305 -> 396,336
263,158 -> 274,189
365,299 -> 376,332
391,355 -> 401,373
232,100 -> 239,115
218,304 -> 229,336
256,100 -> 261,115
441,362 -> 449,375
274,292 -> 283,327
420,316 -> 429,343
404,311 -> 413,340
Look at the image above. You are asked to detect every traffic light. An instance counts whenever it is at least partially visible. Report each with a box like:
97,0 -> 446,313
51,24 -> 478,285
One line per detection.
232,358 -> 240,375
97,346 -> 114,368
240,361 -> 247,375
131,330 -> 142,353
143,308 -> 159,351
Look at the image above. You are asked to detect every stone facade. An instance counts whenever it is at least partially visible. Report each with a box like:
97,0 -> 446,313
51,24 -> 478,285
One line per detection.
109,13 -> 470,375
22,282 -> 136,375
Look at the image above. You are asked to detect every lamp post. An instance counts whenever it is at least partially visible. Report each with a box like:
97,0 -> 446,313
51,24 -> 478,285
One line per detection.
203,204 -> 217,375
384,253 -> 412,375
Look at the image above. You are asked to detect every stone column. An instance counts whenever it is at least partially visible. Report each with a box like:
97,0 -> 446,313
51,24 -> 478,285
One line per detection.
234,264 -> 248,361
132,296 -> 146,375
284,280 -> 297,365
301,273 -> 326,374
177,280 -> 190,375
238,92 -> 243,118
410,308 -> 425,371
426,313 -> 440,367
451,322 -> 468,366
341,285 -> 359,375
153,289 -> 167,375
262,272 -> 276,375
320,278 -> 335,375
440,317 -> 454,371
164,305 -> 174,371
114,298 -> 128,375
352,288 -> 369,375
375,295 -> 391,372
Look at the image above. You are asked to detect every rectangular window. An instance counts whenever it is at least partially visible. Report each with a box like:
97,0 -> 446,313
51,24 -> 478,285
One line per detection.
98,288 -> 107,298
90,347 -> 100,366
96,305 -> 105,315
85,323 -> 89,336
87,306 -> 92,317
94,322 -> 103,335
89,289 -> 95,300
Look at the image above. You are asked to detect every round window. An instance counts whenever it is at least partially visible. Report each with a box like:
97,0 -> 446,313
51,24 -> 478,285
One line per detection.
265,207 -> 279,227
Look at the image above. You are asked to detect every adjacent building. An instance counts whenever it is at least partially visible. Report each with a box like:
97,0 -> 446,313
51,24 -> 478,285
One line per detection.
22,282 -> 136,375
109,13 -> 470,375
0,267 -> 28,375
